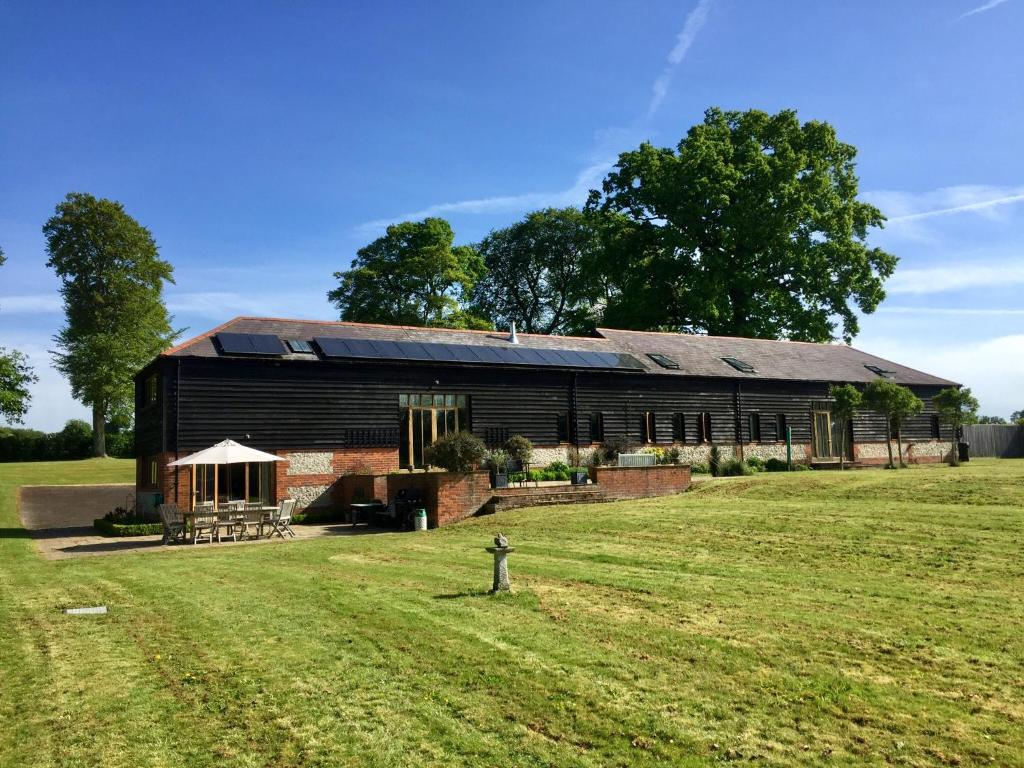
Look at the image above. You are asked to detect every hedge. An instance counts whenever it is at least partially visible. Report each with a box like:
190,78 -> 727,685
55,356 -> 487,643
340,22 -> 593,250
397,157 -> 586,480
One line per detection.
93,518 -> 163,537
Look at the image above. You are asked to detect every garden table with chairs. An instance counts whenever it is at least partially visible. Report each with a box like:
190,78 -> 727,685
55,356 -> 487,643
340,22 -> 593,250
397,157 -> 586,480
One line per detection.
159,498 -> 296,544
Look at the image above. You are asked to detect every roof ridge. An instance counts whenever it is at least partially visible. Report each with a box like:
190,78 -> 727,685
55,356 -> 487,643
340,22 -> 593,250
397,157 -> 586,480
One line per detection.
596,326 -> 847,347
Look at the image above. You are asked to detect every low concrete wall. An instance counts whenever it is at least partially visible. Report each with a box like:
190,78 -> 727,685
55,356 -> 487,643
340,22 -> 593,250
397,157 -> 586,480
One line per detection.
589,464 -> 691,500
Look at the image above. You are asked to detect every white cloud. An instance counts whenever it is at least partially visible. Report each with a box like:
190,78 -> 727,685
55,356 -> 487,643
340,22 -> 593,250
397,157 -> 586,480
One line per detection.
354,160 -> 614,235
167,290 -> 333,321
878,306 -> 1024,316
355,0 -> 716,235
868,184 -> 1024,225
956,0 -> 1012,20
0,293 -> 62,314
886,261 -> 1024,294
857,334 -> 1024,418
648,0 -> 714,118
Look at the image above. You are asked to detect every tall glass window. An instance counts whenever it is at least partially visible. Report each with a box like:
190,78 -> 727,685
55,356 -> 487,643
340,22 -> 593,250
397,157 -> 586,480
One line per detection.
398,394 -> 470,469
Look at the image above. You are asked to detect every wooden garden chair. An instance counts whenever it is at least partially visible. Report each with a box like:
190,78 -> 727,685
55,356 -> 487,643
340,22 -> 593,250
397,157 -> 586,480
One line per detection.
191,508 -> 218,545
157,503 -> 186,545
266,499 -> 297,539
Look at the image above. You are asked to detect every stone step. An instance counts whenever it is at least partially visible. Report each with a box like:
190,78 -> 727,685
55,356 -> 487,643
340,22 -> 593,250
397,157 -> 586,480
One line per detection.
483,488 -> 609,515
491,484 -> 601,498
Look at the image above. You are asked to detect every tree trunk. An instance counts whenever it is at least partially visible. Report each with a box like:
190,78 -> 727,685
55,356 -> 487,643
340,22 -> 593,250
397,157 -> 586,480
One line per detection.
951,423 -> 959,467
896,422 -> 905,468
884,417 -> 894,469
92,404 -> 107,458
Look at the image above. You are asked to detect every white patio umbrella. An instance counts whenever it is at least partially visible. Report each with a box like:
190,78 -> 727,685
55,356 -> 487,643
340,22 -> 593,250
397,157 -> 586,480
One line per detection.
169,439 -> 285,510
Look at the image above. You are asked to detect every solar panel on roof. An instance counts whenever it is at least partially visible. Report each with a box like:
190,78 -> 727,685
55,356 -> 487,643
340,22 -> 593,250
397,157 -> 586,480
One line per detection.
312,336 -> 644,370
215,332 -> 286,356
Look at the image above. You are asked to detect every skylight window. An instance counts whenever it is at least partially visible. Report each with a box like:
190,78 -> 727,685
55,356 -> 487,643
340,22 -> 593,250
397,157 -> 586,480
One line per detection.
722,357 -> 756,373
865,364 -> 895,378
646,353 -> 680,369
286,339 -> 314,354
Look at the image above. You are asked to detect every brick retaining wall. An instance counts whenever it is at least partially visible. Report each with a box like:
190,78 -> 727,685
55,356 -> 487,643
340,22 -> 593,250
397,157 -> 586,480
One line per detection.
588,464 -> 692,500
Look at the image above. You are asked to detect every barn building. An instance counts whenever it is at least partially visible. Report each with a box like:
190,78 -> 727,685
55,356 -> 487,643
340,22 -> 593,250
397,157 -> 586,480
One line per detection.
134,317 -> 956,520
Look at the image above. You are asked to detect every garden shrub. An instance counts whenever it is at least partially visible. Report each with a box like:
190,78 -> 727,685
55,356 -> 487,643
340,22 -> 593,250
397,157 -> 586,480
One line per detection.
690,462 -> 710,474
93,506 -> 162,537
745,456 -> 765,472
424,430 -> 487,473
709,445 -> 722,477
665,446 -> 682,464
504,434 -> 533,464
765,457 -> 789,472
719,458 -> 753,477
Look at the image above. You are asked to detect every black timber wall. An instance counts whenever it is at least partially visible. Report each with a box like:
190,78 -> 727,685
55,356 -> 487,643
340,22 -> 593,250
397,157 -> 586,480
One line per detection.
133,355 -> 953,455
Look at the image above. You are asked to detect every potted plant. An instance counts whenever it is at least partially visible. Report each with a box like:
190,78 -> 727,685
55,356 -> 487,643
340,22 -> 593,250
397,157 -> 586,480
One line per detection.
486,449 -> 511,489
567,447 -> 588,485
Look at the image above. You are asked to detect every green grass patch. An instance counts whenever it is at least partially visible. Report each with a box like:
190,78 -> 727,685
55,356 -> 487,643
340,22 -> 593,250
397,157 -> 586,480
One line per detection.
1,458 -> 1022,766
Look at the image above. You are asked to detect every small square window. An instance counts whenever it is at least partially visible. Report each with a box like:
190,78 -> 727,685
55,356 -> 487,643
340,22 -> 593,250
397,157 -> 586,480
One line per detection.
556,413 -> 570,443
145,374 -> 158,405
457,395 -> 467,407
748,413 -> 762,442
696,412 -> 711,443
672,413 -> 685,442
641,411 -> 656,443
646,353 -> 680,369
398,394 -> 409,407
410,394 -> 420,406
433,394 -> 444,406
722,357 -> 756,373
865,364 -> 895,378
286,339 -> 314,354
445,394 -> 455,406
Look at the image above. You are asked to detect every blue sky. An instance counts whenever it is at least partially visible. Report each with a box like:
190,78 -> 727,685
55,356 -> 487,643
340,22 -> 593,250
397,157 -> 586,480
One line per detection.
2,0 -> 1023,430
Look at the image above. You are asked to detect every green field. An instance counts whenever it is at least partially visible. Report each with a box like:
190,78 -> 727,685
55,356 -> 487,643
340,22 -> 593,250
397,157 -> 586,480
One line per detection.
1,459 -> 1022,767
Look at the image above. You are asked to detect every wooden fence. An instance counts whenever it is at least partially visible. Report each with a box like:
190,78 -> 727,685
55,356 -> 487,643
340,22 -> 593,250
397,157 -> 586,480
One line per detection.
962,425 -> 1024,458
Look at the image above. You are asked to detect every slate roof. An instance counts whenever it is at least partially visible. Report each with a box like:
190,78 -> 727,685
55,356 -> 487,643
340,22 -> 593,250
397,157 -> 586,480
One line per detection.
163,316 -> 956,387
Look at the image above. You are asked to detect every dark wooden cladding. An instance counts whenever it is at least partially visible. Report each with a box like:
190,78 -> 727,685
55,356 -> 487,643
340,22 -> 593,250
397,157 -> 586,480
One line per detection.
134,356 -> 954,456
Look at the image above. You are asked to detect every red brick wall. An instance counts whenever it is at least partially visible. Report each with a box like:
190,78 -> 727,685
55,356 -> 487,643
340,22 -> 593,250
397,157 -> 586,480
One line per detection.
138,452 -> 192,509
378,470 -> 492,528
588,464 -> 691,500
141,447 -> 401,511
273,448 -> 399,507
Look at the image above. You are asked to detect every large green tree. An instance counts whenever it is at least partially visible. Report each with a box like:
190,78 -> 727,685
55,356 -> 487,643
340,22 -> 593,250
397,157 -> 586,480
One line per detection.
329,218 -> 488,328
44,193 -> 179,456
470,208 -> 607,335
589,107 -> 897,342
862,379 -> 924,468
933,387 -> 979,467
0,348 -> 37,425
828,383 -> 862,471
0,246 -> 38,423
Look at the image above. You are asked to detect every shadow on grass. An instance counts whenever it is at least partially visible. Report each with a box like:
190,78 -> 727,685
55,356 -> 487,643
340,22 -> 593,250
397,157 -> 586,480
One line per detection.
433,590 -> 492,600
0,527 -> 32,538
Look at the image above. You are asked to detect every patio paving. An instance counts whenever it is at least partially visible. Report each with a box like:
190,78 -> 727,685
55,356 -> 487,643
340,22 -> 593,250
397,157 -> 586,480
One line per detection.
17,484 -> 391,560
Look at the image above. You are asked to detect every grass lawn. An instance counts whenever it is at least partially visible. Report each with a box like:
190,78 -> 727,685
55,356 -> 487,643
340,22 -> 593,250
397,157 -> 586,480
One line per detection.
1,458 -> 1022,767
